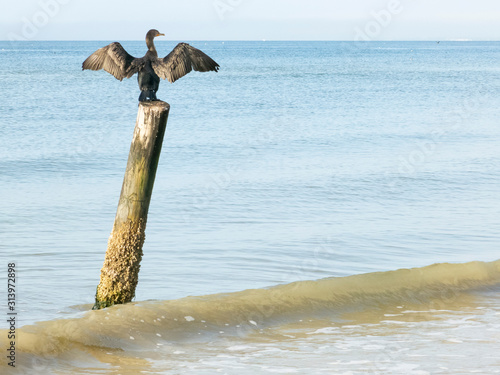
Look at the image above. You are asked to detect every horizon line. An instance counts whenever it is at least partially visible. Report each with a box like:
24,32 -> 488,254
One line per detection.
1,39 -> 499,42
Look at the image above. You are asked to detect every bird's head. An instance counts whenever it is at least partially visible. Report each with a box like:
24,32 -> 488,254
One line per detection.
147,29 -> 165,39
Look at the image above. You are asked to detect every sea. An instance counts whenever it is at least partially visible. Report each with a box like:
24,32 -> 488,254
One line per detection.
0,41 -> 499,374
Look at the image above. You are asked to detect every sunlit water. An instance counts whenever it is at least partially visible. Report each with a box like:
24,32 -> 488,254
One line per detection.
0,41 -> 499,374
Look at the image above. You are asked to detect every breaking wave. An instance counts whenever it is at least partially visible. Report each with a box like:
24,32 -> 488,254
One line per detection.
1,259 -> 499,373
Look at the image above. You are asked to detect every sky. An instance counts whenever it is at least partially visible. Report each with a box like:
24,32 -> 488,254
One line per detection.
1,0 -> 499,41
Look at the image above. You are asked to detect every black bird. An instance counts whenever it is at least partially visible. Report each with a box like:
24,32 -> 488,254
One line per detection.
82,29 -> 219,101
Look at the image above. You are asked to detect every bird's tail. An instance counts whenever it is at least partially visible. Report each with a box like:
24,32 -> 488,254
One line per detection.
139,90 -> 157,102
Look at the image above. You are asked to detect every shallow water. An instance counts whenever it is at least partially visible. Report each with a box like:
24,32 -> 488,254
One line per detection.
1,260 -> 500,374
0,41 -> 499,373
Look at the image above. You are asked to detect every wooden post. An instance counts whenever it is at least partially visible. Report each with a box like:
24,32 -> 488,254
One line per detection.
93,101 -> 170,310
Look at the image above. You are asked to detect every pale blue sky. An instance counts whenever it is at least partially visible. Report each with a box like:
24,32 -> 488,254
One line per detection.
1,0 -> 499,41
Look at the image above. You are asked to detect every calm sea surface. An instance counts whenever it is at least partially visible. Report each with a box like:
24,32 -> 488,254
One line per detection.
0,41 -> 499,374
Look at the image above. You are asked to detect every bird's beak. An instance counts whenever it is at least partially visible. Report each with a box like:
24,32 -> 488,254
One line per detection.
157,33 -> 165,37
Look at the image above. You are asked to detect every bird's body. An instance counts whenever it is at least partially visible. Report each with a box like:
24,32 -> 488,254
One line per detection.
82,30 -> 219,101
138,59 -> 160,101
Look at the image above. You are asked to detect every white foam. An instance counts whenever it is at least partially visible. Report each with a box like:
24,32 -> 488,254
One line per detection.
262,367 -> 298,373
381,320 -> 407,325
227,345 -> 256,351
329,360 -> 370,365
306,327 -> 339,335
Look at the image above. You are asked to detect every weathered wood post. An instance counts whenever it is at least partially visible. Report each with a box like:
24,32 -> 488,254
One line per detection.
93,101 -> 169,310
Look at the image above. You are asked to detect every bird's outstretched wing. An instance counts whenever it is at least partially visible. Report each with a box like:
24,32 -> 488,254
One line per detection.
82,42 -> 141,81
152,43 -> 219,83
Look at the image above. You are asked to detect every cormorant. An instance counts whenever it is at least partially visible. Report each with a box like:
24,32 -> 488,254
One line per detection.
82,29 -> 219,101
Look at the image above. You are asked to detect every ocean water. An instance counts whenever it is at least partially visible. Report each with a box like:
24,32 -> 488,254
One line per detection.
0,41 -> 499,374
